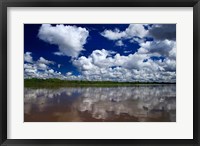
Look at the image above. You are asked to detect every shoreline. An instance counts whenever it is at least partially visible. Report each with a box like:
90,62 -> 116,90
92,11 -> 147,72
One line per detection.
24,78 -> 176,88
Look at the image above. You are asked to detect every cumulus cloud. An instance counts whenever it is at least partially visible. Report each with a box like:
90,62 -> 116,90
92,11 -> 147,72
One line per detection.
115,40 -> 124,46
101,28 -> 125,40
26,24 -> 176,82
66,72 -> 72,76
72,48 -> 176,82
24,45 -> 176,82
38,24 -> 89,58
101,24 -> 176,45
24,63 -> 37,75
24,52 -> 66,79
48,69 -> 54,74
37,63 -> 48,70
125,24 -> 148,38
101,24 -> 148,41
129,37 -> 145,44
37,57 -> 55,65
139,39 -> 176,58
24,52 -> 33,63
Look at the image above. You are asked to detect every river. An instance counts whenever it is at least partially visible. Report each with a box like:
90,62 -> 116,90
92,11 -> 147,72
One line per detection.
24,85 -> 176,122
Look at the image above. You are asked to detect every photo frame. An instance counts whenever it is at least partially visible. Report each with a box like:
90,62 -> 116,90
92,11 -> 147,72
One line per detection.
0,0 -> 199,145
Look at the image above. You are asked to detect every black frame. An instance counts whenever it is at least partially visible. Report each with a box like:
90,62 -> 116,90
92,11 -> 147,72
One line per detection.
0,0 -> 199,145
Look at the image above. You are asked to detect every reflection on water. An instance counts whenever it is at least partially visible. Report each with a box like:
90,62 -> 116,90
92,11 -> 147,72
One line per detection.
24,85 -> 176,122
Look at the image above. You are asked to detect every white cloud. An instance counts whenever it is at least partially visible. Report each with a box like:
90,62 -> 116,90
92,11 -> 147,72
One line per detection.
24,52 -> 33,63
101,24 -> 176,47
139,39 -> 176,58
38,24 -> 89,58
137,47 -> 148,54
73,56 -> 95,71
24,64 -> 37,75
37,63 -> 48,70
37,57 -> 55,65
24,52 -> 66,79
101,24 -> 148,41
168,46 -> 176,60
130,37 -> 145,44
72,48 -> 176,82
24,48 -> 176,82
101,28 -> 126,40
53,52 -> 65,56
115,40 -> 124,46
48,69 -> 54,74
125,24 -> 148,38
26,24 -> 176,82
124,50 -> 132,54
66,72 -> 72,76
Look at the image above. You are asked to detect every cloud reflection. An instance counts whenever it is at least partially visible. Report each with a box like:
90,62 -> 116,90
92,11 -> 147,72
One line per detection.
24,85 -> 176,122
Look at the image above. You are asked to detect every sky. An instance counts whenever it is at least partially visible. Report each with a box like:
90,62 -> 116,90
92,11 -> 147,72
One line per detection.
24,24 -> 176,82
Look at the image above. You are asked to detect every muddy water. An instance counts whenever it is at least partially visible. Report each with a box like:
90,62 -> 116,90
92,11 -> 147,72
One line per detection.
24,85 -> 176,122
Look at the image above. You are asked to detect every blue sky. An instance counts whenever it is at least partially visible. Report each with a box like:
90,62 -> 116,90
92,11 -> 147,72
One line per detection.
24,24 -> 176,82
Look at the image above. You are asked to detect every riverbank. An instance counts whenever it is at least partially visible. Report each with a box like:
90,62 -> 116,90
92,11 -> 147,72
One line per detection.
24,78 -> 176,88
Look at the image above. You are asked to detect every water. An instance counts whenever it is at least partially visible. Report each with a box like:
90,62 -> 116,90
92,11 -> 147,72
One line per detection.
24,85 -> 176,122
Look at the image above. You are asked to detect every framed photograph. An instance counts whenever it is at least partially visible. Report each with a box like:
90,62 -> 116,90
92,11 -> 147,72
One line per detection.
1,0 -> 199,145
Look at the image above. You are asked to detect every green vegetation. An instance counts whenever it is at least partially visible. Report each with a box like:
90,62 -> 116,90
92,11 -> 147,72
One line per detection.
24,78 -> 175,88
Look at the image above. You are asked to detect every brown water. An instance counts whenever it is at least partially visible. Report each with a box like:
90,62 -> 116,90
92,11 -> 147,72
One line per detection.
24,85 -> 176,122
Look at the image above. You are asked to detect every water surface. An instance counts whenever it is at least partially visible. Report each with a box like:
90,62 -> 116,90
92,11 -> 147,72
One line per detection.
24,85 -> 176,122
